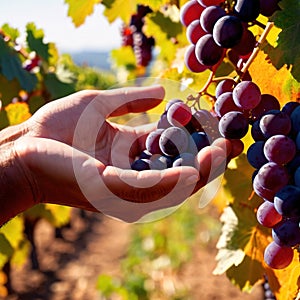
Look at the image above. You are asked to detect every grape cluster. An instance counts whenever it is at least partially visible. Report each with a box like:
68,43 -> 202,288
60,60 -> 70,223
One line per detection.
180,0 -> 281,73
131,100 -> 219,171
214,77 -> 300,269
250,102 -> 300,269
120,5 -> 155,67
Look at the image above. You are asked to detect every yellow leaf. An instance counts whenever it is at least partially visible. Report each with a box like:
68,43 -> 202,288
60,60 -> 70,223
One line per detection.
103,0 -> 137,23
65,0 -> 102,27
249,51 -> 300,104
4,102 -> 31,125
266,251 -> 300,300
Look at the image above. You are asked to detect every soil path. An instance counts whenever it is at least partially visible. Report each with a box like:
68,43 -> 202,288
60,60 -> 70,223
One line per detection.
3,209 -> 263,300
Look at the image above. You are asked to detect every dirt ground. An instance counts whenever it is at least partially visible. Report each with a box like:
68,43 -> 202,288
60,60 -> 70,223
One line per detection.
2,209 -> 264,300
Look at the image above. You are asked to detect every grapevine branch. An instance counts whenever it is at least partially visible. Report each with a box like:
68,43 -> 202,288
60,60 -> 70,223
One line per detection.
240,22 -> 274,74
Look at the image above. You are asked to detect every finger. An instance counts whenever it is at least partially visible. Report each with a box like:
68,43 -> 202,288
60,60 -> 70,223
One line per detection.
101,166 -> 200,203
94,85 -> 165,117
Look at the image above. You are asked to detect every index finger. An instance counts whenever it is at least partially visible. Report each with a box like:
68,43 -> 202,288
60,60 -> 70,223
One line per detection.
95,85 -> 165,118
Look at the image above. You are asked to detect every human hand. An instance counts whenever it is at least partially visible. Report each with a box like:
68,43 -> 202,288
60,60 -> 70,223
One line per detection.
1,85 -> 243,224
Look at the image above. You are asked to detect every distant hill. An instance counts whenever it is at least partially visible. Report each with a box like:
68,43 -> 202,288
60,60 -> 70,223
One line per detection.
67,50 -> 113,71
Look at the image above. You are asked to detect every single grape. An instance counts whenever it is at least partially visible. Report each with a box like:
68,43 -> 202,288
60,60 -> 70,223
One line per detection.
234,0 -> 261,22
190,131 -> 210,153
131,158 -> 151,171
180,0 -> 205,27
249,94 -> 281,123
256,201 -> 282,228
214,92 -> 242,117
173,152 -> 196,167
215,79 -> 236,98
218,111 -> 249,139
186,20 -> 207,44
259,111 -> 292,138
264,241 -> 294,269
282,101 -> 300,116
184,44 -> 209,73
272,219 -> 300,247
294,166 -> 300,187
200,5 -> 226,33
195,34 -> 224,66
145,129 -> 164,154
157,112 -> 172,129
232,81 -> 261,110
247,141 -> 268,169
212,15 -> 244,48
274,185 -> 300,218
263,135 -> 296,165
254,161 -> 289,195
253,175 -> 276,201
232,29 -> 256,57
167,101 -> 192,127
159,127 -> 189,157
259,0 -> 281,17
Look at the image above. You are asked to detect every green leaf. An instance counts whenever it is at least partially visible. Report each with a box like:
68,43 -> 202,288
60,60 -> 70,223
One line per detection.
0,75 -> 21,106
1,24 -> 20,41
0,110 -> 9,130
65,0 -> 102,27
0,37 -> 38,92
264,0 -> 300,81
26,23 -> 50,62
44,72 -> 76,100
110,46 -> 136,69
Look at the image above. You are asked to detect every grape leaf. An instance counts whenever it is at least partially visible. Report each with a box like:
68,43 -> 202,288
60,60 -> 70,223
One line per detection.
0,37 -> 38,92
213,155 -> 269,291
0,110 -> 9,130
249,51 -> 300,103
44,73 -> 76,100
64,0 -> 102,27
1,24 -> 19,41
0,217 -> 25,249
103,0 -> 137,23
26,23 -> 50,62
0,75 -> 21,106
263,0 -> 300,81
45,204 -> 72,227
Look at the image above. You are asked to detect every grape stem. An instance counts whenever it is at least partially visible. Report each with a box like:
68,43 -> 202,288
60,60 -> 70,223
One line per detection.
240,22 -> 274,75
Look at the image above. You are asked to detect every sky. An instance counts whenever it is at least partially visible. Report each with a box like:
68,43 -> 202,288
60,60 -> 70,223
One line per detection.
0,1 -> 123,52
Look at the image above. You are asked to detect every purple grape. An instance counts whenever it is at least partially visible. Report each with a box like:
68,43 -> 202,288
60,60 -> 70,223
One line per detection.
212,15 -> 244,48
190,131 -> 210,153
282,101 -> 300,116
259,111 -> 291,138
215,79 -> 236,98
247,141 -> 268,169
272,219 -> 300,247
218,111 -> 249,139
167,101 -> 192,127
131,159 -> 151,171
256,201 -> 282,228
145,129 -> 164,154
274,185 -> 300,218
291,106 -> 300,133
259,0 -> 281,17
157,112 -> 172,129
263,135 -> 296,165
195,34 -> 224,66
234,0 -> 260,22
232,29 -> 256,57
149,154 -> 173,170
254,162 -> 289,196
264,241 -> 294,269
251,120 -> 266,141
159,127 -> 189,157
200,5 -> 226,33
214,92 -> 242,117
232,81 -> 261,110
184,44 -> 209,73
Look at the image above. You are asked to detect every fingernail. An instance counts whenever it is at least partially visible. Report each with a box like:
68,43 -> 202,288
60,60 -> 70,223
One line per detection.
184,175 -> 199,186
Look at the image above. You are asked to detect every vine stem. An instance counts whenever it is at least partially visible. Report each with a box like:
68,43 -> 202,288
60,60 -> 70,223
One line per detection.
240,22 -> 274,75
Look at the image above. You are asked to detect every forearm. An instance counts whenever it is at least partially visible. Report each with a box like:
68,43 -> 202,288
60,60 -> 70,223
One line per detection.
0,128 -> 36,226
